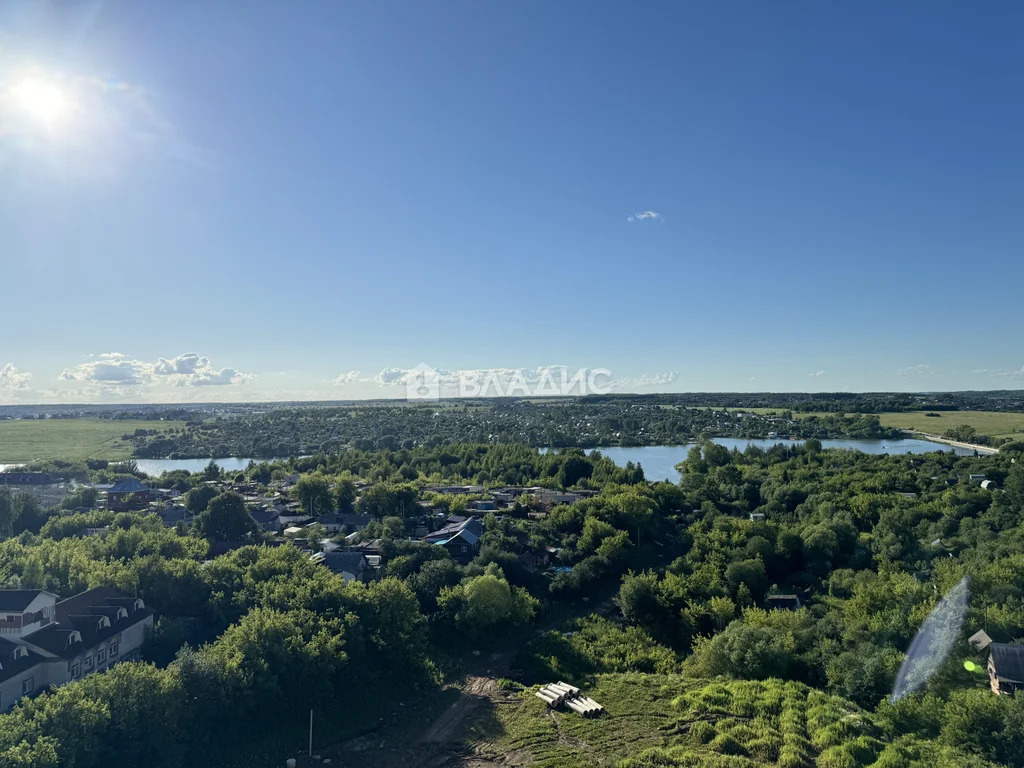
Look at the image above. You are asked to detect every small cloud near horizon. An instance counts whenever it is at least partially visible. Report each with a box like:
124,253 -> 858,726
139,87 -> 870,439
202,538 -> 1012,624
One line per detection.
898,364 -> 936,377
333,371 -> 362,386
627,210 -> 662,223
808,370 -> 826,377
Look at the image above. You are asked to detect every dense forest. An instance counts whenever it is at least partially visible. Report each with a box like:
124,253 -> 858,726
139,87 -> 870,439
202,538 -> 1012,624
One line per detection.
123,401 -> 902,458
4,389 -> 1024,423
0,438 -> 1023,765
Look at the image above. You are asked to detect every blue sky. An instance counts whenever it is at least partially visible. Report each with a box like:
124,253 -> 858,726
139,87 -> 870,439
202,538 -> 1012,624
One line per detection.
1,1 -> 1022,403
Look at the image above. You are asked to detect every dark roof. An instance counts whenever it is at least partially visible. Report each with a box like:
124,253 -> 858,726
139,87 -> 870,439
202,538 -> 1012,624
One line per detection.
0,472 -> 53,485
0,638 -> 46,683
250,508 -> 281,525
424,516 -> 483,543
157,505 -> 191,524
0,590 -> 52,612
320,552 -> 369,576
108,478 -> 150,495
21,587 -> 153,659
22,624 -> 84,658
319,512 -> 372,528
990,643 -> 1024,683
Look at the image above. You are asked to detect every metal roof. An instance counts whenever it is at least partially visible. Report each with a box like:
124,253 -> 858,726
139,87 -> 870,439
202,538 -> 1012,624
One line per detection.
990,643 -> 1024,683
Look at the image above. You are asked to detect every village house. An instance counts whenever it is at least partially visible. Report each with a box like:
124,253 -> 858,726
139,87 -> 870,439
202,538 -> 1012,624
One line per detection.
249,507 -> 282,533
0,473 -> 53,486
424,516 -> 483,564
310,551 -> 373,583
155,504 -> 192,527
423,484 -> 484,495
106,478 -> 152,511
0,587 -> 153,711
315,512 -> 372,534
988,643 -> 1024,695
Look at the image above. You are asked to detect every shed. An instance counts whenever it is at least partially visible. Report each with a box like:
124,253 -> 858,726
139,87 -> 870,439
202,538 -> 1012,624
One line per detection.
968,629 -> 993,651
765,594 -> 802,611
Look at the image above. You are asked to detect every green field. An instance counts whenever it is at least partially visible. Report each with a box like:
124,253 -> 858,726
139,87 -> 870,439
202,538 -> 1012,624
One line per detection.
877,410 -> 1024,441
719,407 -> 1024,441
0,419 -> 184,462
477,674 -> 976,767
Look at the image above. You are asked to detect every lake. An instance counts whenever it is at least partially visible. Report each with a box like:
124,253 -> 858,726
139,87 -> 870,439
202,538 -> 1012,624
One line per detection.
0,458 -> 275,475
564,438 -> 985,483
132,457 -> 277,475
3,437 -> 981,482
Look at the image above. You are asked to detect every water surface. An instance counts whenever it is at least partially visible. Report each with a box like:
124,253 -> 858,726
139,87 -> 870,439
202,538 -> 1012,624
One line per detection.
575,438 -> 985,483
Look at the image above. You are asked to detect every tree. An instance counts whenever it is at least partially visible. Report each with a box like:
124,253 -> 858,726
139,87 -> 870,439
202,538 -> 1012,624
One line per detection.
618,571 -> 665,627
557,455 -> 593,488
438,565 -> 537,639
724,558 -> 768,600
185,485 -> 218,515
201,460 -> 223,482
336,477 -> 357,514
688,621 -> 796,679
192,492 -> 260,542
709,595 -> 736,630
293,474 -> 333,516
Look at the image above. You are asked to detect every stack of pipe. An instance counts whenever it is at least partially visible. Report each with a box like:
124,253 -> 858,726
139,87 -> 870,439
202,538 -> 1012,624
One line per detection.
564,695 -> 604,717
532,680 -> 604,716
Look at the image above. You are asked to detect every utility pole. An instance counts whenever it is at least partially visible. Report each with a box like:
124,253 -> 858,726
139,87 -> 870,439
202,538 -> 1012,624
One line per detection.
309,708 -> 313,758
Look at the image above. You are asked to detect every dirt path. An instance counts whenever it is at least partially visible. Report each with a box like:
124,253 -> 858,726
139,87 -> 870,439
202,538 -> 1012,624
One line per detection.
419,676 -> 499,744
909,430 -> 999,455
300,590 -> 620,768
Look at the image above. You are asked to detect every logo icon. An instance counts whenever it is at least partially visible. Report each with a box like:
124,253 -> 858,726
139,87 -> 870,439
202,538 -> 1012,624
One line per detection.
406,363 -> 440,401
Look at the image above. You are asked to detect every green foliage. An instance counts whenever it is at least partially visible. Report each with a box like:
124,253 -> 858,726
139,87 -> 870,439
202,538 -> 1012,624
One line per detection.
192,492 -> 260,542
292,473 -> 334,516
184,485 -> 217,514
437,564 -> 538,641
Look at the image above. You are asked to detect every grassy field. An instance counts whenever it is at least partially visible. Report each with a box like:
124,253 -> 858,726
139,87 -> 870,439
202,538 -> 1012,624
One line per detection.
0,419 -> 184,463
877,410 -> 1024,440
475,674 -> 944,767
475,673 -> 992,767
716,407 -> 1024,441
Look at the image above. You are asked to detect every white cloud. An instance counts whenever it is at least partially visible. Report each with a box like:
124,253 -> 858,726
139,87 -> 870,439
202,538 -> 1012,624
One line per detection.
62,358 -> 151,385
189,367 -> 251,387
154,353 -> 205,375
627,210 -> 663,223
808,370 -> 826,377
972,365 -> 1024,379
61,352 -> 252,388
332,371 -> 362,386
898,364 -> 936,377
614,371 -> 679,388
0,363 -> 32,391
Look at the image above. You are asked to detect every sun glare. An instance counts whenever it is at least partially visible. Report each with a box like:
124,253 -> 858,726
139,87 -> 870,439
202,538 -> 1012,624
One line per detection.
11,75 -> 70,125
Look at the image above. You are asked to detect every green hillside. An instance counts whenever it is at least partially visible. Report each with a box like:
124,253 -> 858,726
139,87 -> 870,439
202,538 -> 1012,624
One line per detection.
481,675 -> 992,768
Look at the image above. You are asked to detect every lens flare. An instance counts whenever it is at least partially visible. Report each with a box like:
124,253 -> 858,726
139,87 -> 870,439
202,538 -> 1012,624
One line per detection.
890,576 -> 969,702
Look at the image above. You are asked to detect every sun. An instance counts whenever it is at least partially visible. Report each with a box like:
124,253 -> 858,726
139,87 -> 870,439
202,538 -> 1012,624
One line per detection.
11,75 -> 70,125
